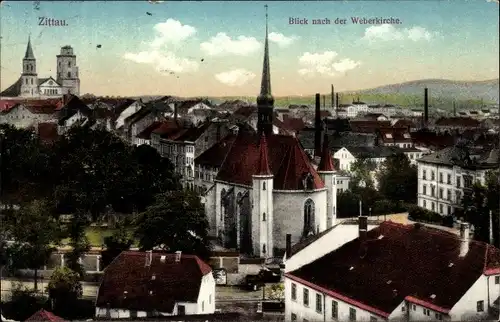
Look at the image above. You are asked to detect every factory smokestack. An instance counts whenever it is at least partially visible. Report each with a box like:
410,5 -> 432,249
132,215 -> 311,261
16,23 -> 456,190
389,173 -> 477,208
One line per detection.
335,93 -> 339,117
424,87 -> 429,126
315,93 -> 322,157
331,85 -> 335,110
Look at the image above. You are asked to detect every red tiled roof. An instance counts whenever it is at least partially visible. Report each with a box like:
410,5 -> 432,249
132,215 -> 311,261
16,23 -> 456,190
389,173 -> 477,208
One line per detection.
393,119 -> 416,128
195,133 -> 237,168
37,122 -> 59,144
287,221 -> 500,316
96,251 -> 212,313
377,127 -> 412,143
25,309 -> 64,321
318,133 -> 335,172
350,120 -> 392,133
282,115 -> 306,132
137,121 -> 163,140
217,131 -> 324,190
152,119 -> 183,137
256,134 -> 272,175
435,117 -> 480,128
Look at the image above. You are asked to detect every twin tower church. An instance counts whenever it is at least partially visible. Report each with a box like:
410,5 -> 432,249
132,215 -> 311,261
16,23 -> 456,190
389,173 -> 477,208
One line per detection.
0,37 -> 80,98
204,11 -> 339,258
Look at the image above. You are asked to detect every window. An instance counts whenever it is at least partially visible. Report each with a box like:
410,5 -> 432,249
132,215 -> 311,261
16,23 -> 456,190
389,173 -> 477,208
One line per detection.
431,202 -> 435,211
263,182 -> 266,190
332,300 -> 338,319
262,244 -> 266,254
439,173 -> 443,183
439,188 -> 443,199
495,276 -> 500,284
447,189 -> 451,200
435,313 -> 442,320
178,305 -> 186,315
67,72 -> 71,78
412,304 -> 416,311
202,301 -> 204,312
291,283 -> 297,301
457,177 -> 461,188
477,300 -> 484,312
448,206 -> 452,215
401,306 -> 405,312
423,170 -> 427,180
447,174 -> 451,184
209,294 -> 212,304
303,288 -> 309,307
315,293 -> 322,313
439,204 -> 443,214
423,308 -> 430,316
370,317 -> 377,322
431,171 -> 435,180
303,199 -> 315,237
423,200 -> 427,207
423,185 -> 427,195
431,186 -> 435,197
349,308 -> 356,321
291,313 -> 297,321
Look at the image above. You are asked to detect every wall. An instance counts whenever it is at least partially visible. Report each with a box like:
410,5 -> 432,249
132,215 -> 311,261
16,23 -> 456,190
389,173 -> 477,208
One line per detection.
273,189 -> 327,252
285,277 -> 386,321
284,224 -> 378,273
450,274 -> 498,321
0,105 -> 56,128
197,272 -> 216,314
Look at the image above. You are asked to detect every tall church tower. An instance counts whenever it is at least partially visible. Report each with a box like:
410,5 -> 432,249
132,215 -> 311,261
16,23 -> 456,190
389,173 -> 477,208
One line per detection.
56,45 -> 80,95
20,36 -> 39,97
256,5 -> 274,136
252,134 -> 274,258
317,133 -> 337,228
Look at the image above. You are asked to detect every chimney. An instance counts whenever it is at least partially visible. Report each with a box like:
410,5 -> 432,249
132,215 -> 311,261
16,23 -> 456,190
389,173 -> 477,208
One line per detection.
286,234 -> 292,258
335,93 -> 339,117
322,95 -> 326,109
331,85 -> 335,110
359,216 -> 368,241
175,250 -> 182,262
314,93 -> 322,156
174,102 -> 178,123
145,250 -> 152,267
424,87 -> 429,126
459,222 -> 470,257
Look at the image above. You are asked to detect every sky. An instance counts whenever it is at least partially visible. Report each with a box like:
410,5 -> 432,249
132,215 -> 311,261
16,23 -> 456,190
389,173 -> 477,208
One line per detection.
0,0 -> 499,97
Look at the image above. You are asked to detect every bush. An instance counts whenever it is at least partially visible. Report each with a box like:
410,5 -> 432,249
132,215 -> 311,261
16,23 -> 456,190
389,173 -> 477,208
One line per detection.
372,200 -> 409,216
1,283 -> 48,321
408,206 -> 443,224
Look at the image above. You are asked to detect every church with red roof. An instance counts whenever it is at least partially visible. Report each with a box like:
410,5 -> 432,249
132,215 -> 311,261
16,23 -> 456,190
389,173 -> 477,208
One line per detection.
200,9 -> 338,258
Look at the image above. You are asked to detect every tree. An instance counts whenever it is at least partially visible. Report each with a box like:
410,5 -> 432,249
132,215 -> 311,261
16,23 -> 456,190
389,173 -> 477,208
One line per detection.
134,190 -> 211,260
47,267 -> 82,313
377,153 -> 418,203
460,170 -> 500,247
349,159 -> 376,189
100,225 -> 133,269
265,283 -> 284,300
6,199 -> 62,291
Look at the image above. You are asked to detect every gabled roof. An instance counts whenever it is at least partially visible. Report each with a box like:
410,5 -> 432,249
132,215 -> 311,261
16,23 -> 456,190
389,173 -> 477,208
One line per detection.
151,119 -> 183,138
172,122 -> 211,142
96,251 -> 212,313
216,131 -> 324,190
287,221 -> 500,317
136,121 -> 163,140
25,309 -> 64,321
38,77 -> 61,87
58,95 -> 92,124
195,133 -> 238,168
419,146 -> 499,169
0,78 -> 22,97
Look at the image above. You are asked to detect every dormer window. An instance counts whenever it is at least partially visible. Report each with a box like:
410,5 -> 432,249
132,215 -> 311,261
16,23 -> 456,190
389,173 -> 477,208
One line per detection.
403,133 -> 411,139
385,133 -> 393,139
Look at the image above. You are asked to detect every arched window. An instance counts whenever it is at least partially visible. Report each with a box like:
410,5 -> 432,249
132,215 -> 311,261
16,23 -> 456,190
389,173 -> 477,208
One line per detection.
220,189 -> 227,221
68,61 -> 71,67
30,79 -> 33,85
262,244 -> 266,254
303,199 -> 315,237
263,182 -> 266,190
262,213 -> 266,221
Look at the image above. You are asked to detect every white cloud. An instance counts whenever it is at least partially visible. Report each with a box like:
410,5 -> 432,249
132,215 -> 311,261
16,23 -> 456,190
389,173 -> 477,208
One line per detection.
363,24 -> 435,42
215,69 -> 256,86
200,33 -> 261,56
298,51 -> 361,77
123,50 -> 199,73
268,32 -> 298,47
123,19 -> 198,74
150,19 -> 197,48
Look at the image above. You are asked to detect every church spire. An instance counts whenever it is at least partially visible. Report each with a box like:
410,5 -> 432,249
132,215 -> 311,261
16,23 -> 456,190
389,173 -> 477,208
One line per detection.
24,35 -> 35,59
257,4 -> 274,136
256,134 -> 272,175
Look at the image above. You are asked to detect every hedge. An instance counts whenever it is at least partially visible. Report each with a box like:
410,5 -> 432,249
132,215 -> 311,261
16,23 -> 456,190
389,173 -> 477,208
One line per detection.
407,205 -> 454,227
372,200 -> 408,216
